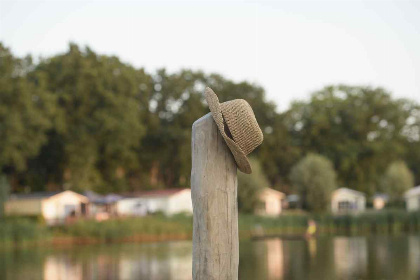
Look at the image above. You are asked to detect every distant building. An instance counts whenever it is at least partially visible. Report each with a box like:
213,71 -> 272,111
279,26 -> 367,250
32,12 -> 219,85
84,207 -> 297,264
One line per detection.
331,188 -> 366,214
404,186 -> 420,211
285,194 -> 300,209
84,191 -> 123,220
255,188 -> 285,216
373,194 -> 389,210
116,188 -> 193,216
5,190 -> 89,225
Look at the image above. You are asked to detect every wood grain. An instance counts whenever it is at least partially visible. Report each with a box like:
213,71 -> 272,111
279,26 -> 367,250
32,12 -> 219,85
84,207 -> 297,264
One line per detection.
191,113 -> 239,280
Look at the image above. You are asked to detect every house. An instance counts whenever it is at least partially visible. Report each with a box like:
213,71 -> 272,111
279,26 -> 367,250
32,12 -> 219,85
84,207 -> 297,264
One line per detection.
255,187 -> 285,216
285,194 -> 300,209
116,188 -> 193,216
373,193 -> 389,210
404,186 -> 420,211
5,190 -> 89,225
85,191 -> 123,220
331,188 -> 366,214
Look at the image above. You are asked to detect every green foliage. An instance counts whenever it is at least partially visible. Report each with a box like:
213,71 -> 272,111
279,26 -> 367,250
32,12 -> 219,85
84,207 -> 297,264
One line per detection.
285,85 -> 419,195
3,211 -> 420,248
290,153 -> 337,212
0,218 -> 49,245
314,209 -> 420,235
0,176 -> 10,217
237,158 -> 270,213
1,42 -> 419,196
238,213 -> 309,238
0,43 -> 54,173
32,44 -> 151,191
381,161 -> 414,200
62,215 -> 193,241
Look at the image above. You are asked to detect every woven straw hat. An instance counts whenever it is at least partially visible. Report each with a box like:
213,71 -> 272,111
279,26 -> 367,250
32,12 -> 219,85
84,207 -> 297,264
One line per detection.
205,87 -> 263,174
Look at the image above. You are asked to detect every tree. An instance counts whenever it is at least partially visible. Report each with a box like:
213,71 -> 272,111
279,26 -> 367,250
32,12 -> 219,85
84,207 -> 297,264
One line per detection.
290,153 -> 337,212
0,43 -> 54,188
285,85 -> 418,195
2,42 -> 419,196
138,69 -> 278,189
0,175 -> 10,217
381,161 -> 414,200
32,44 -> 151,191
237,158 -> 270,213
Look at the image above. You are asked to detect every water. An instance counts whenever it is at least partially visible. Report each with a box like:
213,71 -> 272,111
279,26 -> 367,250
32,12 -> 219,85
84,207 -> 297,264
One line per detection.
1,236 -> 419,280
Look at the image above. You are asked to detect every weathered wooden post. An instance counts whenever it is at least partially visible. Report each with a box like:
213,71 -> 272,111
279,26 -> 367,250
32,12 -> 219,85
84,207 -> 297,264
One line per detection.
191,87 -> 263,280
191,113 -> 239,280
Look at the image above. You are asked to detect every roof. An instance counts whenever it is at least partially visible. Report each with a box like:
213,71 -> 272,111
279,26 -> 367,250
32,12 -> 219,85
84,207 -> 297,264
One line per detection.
8,190 -> 87,201
404,186 -> 420,198
287,194 -> 300,202
124,188 -> 189,198
9,191 -> 61,200
333,187 -> 365,197
84,191 -> 123,204
373,193 -> 389,200
260,187 -> 285,198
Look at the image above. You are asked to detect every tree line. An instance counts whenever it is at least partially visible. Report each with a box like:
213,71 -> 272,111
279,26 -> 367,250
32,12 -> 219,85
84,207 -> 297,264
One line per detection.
1,42 -> 419,199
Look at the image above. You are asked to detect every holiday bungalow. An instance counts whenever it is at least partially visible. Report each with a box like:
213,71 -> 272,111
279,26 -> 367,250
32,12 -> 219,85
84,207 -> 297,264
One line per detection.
373,193 -> 389,210
255,187 -> 285,216
116,188 -> 193,216
5,190 -> 89,225
331,188 -> 366,214
404,186 -> 420,211
84,191 -> 123,220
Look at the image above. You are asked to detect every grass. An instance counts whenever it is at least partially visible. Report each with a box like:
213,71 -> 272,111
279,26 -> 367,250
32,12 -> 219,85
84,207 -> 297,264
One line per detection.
0,217 -> 50,247
314,209 -> 420,235
1,210 -> 420,248
59,213 -> 193,241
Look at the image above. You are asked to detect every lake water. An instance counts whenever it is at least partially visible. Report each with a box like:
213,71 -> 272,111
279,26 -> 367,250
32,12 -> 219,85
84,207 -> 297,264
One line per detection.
1,235 -> 419,280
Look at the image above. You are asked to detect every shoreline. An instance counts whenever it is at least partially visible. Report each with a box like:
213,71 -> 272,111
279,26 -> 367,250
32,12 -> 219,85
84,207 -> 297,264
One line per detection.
2,210 -> 420,250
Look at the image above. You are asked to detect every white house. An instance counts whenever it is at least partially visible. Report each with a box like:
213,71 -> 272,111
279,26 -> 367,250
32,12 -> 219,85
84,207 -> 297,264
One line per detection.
373,193 -> 389,210
5,190 -> 89,225
255,187 -> 285,216
116,188 -> 193,216
331,188 -> 366,214
404,186 -> 420,211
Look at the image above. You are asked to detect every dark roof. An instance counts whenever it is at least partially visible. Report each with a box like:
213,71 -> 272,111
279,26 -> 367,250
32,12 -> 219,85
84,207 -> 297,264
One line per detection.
9,191 -> 61,200
84,191 -> 123,204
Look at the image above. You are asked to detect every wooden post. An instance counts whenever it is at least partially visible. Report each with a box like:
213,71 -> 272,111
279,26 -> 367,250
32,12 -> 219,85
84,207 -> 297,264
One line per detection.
191,113 -> 239,280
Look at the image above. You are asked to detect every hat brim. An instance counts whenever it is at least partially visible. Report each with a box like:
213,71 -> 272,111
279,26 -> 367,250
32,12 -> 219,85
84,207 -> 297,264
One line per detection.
205,87 -> 252,174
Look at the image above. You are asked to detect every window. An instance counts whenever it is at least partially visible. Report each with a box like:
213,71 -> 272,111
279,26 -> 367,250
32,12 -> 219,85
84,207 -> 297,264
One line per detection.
338,201 -> 352,211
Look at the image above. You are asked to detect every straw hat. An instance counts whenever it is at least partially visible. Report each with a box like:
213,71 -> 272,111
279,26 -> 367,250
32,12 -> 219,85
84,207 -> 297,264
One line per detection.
205,87 -> 263,174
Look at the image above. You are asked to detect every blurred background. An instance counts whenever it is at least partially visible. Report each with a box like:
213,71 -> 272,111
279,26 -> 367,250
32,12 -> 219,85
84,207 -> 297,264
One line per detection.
1,0 -> 419,279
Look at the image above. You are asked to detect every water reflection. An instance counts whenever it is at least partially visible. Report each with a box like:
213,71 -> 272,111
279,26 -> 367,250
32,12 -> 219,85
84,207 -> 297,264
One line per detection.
266,239 -> 283,280
1,236 -> 420,280
1,241 -> 193,280
334,237 -> 367,279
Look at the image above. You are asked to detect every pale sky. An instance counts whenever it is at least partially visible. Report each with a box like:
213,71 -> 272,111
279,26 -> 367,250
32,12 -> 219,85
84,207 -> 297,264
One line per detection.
1,0 -> 419,111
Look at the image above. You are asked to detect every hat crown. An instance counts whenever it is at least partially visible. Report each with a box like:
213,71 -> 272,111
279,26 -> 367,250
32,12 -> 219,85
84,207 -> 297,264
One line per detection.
220,99 -> 263,155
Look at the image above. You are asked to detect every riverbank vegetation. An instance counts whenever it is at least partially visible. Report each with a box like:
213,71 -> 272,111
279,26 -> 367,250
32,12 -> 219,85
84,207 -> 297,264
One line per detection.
2,211 -> 420,248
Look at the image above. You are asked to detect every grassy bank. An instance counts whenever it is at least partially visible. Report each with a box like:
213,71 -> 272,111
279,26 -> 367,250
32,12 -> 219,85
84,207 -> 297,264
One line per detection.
2,210 -> 420,248
314,209 -> 420,235
0,218 -> 50,247
59,214 -> 193,242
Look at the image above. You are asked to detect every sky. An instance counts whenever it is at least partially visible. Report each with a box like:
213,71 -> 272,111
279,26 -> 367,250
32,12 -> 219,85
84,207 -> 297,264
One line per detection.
1,0 -> 419,111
